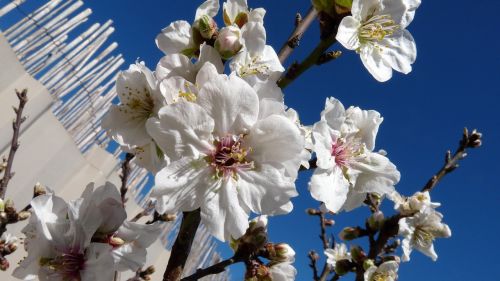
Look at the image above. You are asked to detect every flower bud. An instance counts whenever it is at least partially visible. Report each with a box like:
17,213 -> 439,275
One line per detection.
363,259 -> 375,271
34,182 -> 47,197
306,208 -> 321,215
194,15 -> 218,40
339,227 -> 362,241
0,257 -> 8,271
334,259 -> 351,276
368,211 -> 384,230
334,0 -> 352,14
324,219 -> 335,226
350,245 -> 366,263
144,265 -> 155,275
4,199 -> 14,211
270,243 -> 295,262
17,211 -> 31,221
215,26 -> 243,59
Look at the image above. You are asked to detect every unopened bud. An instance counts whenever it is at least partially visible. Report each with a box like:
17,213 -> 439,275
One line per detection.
17,211 -> 31,221
4,199 -> 14,211
109,236 -> 125,247
362,259 -> 375,271
350,245 -> 366,263
308,250 -> 319,261
468,129 -> 482,148
7,242 -> 18,253
0,257 -> 8,271
334,259 -> 351,276
368,211 -> 384,230
34,182 -> 47,197
324,219 -> 335,226
306,208 -> 321,215
194,15 -> 218,40
334,0 -> 352,14
272,243 -> 295,262
144,265 -> 155,275
215,26 -> 242,59
339,227 -> 361,241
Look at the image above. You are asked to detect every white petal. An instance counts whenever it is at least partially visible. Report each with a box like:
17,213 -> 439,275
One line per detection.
156,53 -> 196,82
156,20 -> 193,55
197,43 -> 224,74
244,115 -> 304,178
91,182 -> 127,234
237,165 -> 298,215
249,8 -> 266,23
352,0 -> 380,20
195,0 -> 220,19
381,0 -> 421,28
321,97 -> 346,131
309,167 -> 350,213
223,0 -> 248,24
196,62 -> 223,89
146,102 -> 214,160
241,21 -> 266,55
360,46 -> 393,82
381,29 -> 417,75
201,180 -> 249,241
152,157 -> 213,214
343,106 -> 383,151
196,73 -> 259,136
312,121 -> 335,170
81,243 -> 115,281
350,152 -> 400,195
270,262 -> 297,281
336,16 -> 361,50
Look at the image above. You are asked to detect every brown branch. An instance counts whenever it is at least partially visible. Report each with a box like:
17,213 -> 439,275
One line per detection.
162,209 -> 201,281
277,6 -> 318,64
422,128 -> 482,192
119,153 -> 134,204
0,89 -> 28,199
180,256 -> 243,281
308,250 -> 320,281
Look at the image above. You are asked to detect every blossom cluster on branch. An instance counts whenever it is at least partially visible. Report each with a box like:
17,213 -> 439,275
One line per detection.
0,0 -> 483,281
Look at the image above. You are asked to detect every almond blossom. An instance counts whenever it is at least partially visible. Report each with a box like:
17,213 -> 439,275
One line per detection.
101,62 -> 167,172
336,0 -> 421,82
399,207 -> 451,262
364,261 -> 399,281
146,65 -> 303,241
309,97 -> 400,212
223,0 -> 266,27
324,243 -> 351,273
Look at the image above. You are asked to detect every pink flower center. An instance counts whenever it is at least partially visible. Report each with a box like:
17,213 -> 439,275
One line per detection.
206,134 -> 254,179
331,138 -> 363,168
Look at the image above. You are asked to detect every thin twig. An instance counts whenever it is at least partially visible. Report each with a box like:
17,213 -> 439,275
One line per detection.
277,6 -> 318,64
180,256 -> 243,281
162,209 -> 201,281
0,89 -> 28,199
422,128 -> 482,192
119,153 -> 134,204
308,251 -> 320,281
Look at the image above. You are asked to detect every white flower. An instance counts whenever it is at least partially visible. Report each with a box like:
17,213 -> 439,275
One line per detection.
364,261 -> 399,281
156,0 -> 219,56
231,21 -> 284,85
389,190 -> 441,215
223,0 -> 266,27
285,108 -> 313,170
101,62 -> 167,172
111,221 -> 162,272
324,243 -> 351,270
399,207 -> 451,262
13,188 -> 118,281
336,0 -> 421,82
147,65 -> 303,241
309,97 -> 400,213
271,243 -> 296,263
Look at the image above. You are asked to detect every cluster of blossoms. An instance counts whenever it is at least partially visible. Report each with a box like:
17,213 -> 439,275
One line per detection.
13,183 -> 161,281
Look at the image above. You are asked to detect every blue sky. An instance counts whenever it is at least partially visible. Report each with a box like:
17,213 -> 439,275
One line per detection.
2,0 -> 499,280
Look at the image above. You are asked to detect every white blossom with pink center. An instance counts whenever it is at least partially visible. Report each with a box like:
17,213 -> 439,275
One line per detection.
309,97 -> 400,213
146,64 -> 304,241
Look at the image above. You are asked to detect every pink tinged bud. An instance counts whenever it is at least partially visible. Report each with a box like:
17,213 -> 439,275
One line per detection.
215,26 -> 243,59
